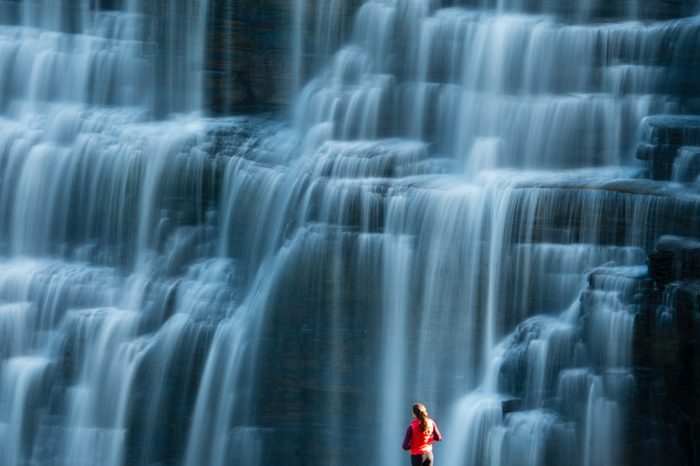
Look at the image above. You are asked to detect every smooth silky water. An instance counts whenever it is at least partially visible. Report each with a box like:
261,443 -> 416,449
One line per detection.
0,1 -> 698,465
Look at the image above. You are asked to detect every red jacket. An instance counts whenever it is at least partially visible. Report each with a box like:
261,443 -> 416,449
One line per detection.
402,418 -> 443,455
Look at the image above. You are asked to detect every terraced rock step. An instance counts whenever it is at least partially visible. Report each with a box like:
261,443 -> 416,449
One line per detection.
638,115 -> 700,180
648,235 -> 700,287
643,115 -> 700,145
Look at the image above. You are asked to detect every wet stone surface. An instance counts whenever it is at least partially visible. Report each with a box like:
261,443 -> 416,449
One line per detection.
638,115 -> 700,180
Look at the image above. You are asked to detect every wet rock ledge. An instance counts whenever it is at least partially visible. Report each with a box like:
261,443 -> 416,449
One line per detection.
637,115 -> 700,181
632,235 -> 700,466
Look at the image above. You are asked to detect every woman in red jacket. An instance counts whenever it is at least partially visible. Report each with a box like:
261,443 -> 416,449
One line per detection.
402,403 -> 443,466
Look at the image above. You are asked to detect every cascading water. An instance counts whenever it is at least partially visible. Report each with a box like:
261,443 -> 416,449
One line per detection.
0,0 -> 697,466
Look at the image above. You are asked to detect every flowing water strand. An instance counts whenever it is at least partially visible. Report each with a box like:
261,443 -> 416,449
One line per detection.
291,0 -> 306,100
0,357 -> 52,466
671,146 -> 700,182
377,196 -> 413,466
59,307 -> 141,466
184,230 -> 323,466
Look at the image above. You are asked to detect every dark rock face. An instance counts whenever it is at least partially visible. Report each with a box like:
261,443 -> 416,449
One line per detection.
204,0 -> 363,115
631,238 -> 700,466
643,115 -> 700,146
637,116 -> 700,180
648,236 -> 700,287
636,143 -> 683,181
205,0 -> 291,114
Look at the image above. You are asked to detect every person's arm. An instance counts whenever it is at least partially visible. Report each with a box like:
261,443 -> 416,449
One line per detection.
432,421 -> 443,442
402,426 -> 412,451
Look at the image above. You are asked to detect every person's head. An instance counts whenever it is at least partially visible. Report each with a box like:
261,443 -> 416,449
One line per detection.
412,403 -> 430,433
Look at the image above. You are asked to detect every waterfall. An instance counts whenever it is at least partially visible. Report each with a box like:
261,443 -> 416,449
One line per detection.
0,0 -> 696,465
0,0 -> 210,116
